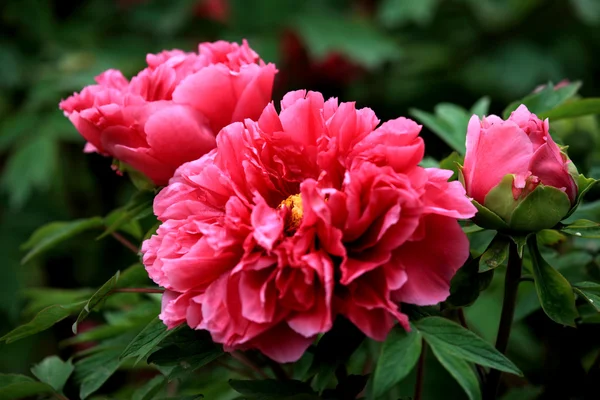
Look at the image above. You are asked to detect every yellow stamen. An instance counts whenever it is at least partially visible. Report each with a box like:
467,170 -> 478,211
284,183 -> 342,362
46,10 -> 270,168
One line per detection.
279,194 -> 303,234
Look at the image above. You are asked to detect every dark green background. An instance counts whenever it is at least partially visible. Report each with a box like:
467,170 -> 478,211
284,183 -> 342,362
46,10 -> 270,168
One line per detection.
2,0 -> 600,399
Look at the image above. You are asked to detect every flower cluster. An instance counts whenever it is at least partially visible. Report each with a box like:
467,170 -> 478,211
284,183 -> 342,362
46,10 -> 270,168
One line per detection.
60,40 -> 276,185
141,90 -> 476,362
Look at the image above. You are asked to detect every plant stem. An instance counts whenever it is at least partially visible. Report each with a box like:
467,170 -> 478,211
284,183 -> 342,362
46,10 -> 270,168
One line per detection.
110,288 -> 165,294
414,339 -> 426,400
53,393 -> 69,400
484,240 -> 522,400
110,231 -> 139,254
458,309 -> 486,384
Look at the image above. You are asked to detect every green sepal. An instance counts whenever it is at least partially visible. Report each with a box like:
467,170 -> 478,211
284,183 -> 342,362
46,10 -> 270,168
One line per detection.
508,234 -> 533,258
471,200 -> 510,231
564,173 -> 598,219
483,174 -> 517,222
509,185 -> 571,232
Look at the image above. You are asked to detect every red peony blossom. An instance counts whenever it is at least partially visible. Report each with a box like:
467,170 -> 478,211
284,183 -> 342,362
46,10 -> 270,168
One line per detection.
142,90 -> 476,363
59,40 -> 276,185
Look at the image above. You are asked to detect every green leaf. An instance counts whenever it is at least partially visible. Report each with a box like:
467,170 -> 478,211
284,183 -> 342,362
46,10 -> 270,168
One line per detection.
561,219 -> 600,238
527,236 -> 578,326
0,136 -> 59,208
370,326 -> 422,398
415,317 -> 522,375
573,282 -> 600,312
503,81 -> 582,119
132,375 -> 166,400
471,96 -> 491,117
98,190 -> 155,239
0,374 -> 56,399
121,317 -> 180,363
377,0 -> 440,28
0,302 -> 84,343
509,185 -> 571,232
309,317 -> 365,390
104,208 -> 144,240
75,349 -> 122,399
447,257 -> 494,307
536,229 -> 567,246
229,379 -> 317,399
22,288 -> 93,317
293,12 -> 401,69
115,263 -> 152,288
147,328 -> 223,379
73,271 -> 120,334
438,152 -> 463,181
428,346 -> 481,400
21,217 -> 104,263
419,156 -> 439,168
462,223 -> 484,234
410,107 -> 466,154
480,235 -> 510,272
539,98 -> 600,121
30,356 -> 74,393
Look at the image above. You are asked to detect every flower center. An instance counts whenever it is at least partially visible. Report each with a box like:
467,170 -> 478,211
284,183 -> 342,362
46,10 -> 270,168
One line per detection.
279,194 -> 303,234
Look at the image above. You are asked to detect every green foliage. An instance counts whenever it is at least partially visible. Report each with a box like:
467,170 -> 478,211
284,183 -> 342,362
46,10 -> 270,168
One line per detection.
573,282 -> 600,312
503,81 -> 582,118
428,345 -> 481,400
561,219 -> 600,238
370,326 -> 422,398
479,235 -> 510,272
293,12 -> 401,69
3,1 -> 600,399
410,97 -> 490,155
0,302 -> 84,343
229,379 -> 319,399
415,317 -> 522,376
378,0 -> 440,28
540,98 -> 600,121
121,317 -> 181,364
527,236 -> 578,326
30,356 -> 74,393
99,190 -> 156,239
0,374 -> 56,399
73,271 -> 121,333
147,328 -> 223,379
21,217 -> 104,264
132,375 -> 167,400
447,257 -> 494,307
75,349 -> 123,399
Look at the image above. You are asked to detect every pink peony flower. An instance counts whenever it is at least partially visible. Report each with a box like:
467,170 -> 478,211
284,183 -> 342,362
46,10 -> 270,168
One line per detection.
59,40 -> 276,185
462,105 -> 578,232
142,90 -> 476,362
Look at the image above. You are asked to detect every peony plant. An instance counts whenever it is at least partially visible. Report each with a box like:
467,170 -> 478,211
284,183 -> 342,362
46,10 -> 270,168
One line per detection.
3,37 -> 600,400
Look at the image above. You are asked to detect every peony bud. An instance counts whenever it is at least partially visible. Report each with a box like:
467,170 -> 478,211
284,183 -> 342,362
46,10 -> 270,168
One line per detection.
460,105 -> 578,232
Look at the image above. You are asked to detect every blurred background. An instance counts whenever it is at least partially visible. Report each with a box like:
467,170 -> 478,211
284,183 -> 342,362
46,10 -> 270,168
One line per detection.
2,0 -> 600,399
